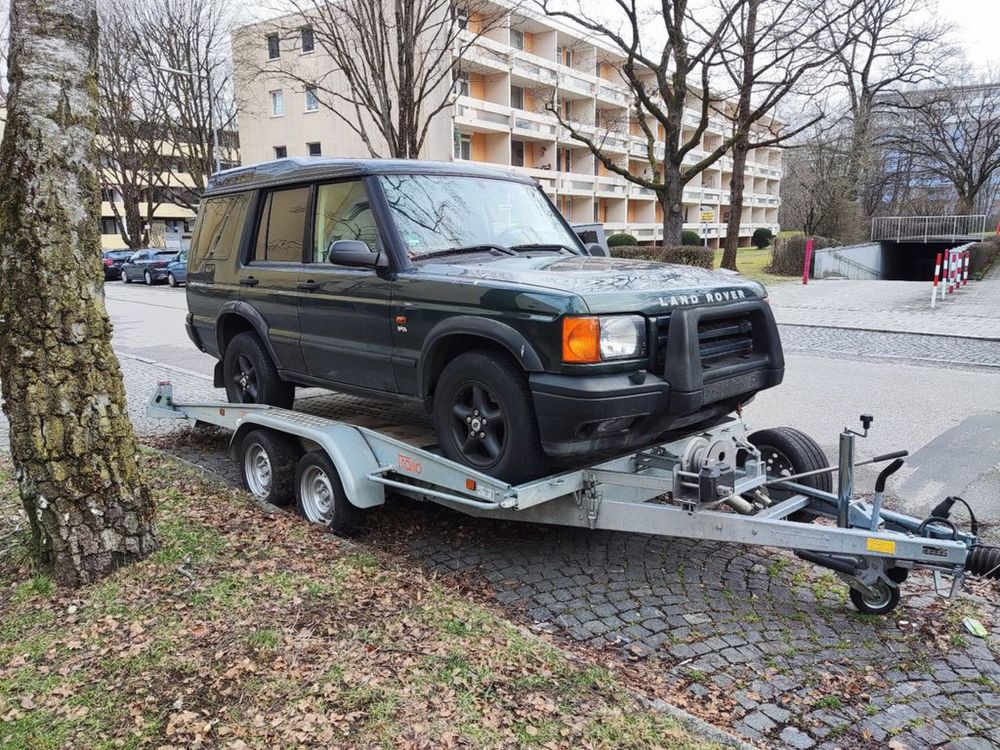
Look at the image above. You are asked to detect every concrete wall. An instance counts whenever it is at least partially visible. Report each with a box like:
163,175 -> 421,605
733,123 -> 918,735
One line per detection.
813,243 -> 882,280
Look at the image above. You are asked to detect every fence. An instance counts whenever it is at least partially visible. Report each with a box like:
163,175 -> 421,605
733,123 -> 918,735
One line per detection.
870,215 -> 987,242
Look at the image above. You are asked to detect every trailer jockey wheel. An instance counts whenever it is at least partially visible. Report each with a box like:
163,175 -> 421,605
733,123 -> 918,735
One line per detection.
745,427 -> 831,522
849,580 -> 901,616
294,450 -> 366,536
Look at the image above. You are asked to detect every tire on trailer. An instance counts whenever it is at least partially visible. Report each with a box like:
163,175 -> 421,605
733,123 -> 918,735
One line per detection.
222,331 -> 295,409
294,450 -> 366,536
432,349 -> 549,484
849,580 -> 900,616
746,426 -> 831,522
239,428 -> 299,507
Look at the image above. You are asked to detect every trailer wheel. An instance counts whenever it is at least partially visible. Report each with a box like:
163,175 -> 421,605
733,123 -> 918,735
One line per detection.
746,427 -> 831,522
239,429 -> 298,507
295,450 -> 365,536
849,581 -> 900,616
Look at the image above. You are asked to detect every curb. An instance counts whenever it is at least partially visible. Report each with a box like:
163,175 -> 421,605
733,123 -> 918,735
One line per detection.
118,352 -> 215,382
776,321 -> 1000,342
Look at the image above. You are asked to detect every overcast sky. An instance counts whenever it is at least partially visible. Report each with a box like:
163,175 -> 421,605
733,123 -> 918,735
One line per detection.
938,0 -> 1000,69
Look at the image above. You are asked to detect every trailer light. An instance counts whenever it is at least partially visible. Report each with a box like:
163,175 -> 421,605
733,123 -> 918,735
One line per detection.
562,317 -> 601,363
465,478 -> 477,492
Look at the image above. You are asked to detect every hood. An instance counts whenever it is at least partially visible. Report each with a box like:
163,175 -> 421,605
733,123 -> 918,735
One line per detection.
415,254 -> 766,314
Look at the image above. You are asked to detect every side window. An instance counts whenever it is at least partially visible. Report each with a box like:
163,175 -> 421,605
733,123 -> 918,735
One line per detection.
190,193 -> 250,263
312,180 -> 379,262
253,186 -> 310,263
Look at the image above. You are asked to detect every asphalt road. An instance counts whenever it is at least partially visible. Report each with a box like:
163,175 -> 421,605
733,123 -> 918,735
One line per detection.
104,281 -> 1000,540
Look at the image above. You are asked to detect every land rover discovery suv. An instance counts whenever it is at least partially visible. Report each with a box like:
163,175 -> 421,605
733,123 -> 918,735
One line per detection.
185,158 -> 784,483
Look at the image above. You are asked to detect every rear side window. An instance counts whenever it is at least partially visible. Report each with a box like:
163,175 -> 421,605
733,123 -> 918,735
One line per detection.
190,193 -> 250,263
253,186 -> 310,263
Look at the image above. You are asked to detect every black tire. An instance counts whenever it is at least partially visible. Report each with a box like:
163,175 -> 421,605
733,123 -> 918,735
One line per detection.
432,349 -> 548,484
222,332 -> 295,409
167,273 -> 178,288
239,428 -> 299,506
294,450 -> 366,535
144,270 -> 153,285
746,426 -> 831,522
849,581 -> 900,615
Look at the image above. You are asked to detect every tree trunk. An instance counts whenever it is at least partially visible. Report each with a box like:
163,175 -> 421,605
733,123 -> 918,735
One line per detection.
0,0 -> 157,586
660,168 -> 685,245
721,138 -> 750,271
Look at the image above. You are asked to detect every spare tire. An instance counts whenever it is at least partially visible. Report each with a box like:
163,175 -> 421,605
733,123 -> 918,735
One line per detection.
746,426 -> 831,522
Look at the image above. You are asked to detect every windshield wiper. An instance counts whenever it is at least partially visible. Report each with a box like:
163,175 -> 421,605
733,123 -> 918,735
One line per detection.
416,243 -> 517,260
509,243 -> 581,255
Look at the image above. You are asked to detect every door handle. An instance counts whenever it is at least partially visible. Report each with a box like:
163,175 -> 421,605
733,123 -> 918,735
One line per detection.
296,280 -> 320,291
240,276 -> 259,287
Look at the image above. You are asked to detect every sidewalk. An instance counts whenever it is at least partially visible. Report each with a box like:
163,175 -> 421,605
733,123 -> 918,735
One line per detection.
767,269 -> 1000,339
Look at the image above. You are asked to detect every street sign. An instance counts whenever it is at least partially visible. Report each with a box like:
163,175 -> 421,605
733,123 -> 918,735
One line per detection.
700,210 -> 715,223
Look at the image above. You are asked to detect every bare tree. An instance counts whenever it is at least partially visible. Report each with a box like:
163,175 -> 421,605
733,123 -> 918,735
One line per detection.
240,0 -> 508,159
0,0 -> 157,585
884,77 -> 1000,215
97,0 -> 171,249
714,0 -> 858,270
779,126 -> 854,237
823,0 -> 953,210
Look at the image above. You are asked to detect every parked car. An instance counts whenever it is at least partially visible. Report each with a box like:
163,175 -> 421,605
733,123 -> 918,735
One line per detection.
166,250 -> 188,287
121,248 -> 179,285
102,249 -> 132,280
185,158 -> 784,483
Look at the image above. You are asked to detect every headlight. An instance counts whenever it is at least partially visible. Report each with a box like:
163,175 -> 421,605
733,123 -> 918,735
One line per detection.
562,315 -> 646,363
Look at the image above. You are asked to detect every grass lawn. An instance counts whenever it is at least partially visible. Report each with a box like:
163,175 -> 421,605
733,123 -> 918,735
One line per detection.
711,246 -> 793,288
0,455 -> 724,750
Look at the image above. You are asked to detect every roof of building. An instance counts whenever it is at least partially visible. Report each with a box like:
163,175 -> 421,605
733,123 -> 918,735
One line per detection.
205,157 -> 534,195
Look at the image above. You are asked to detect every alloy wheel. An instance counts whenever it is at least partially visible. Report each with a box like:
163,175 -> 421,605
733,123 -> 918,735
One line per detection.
233,354 -> 259,402
449,382 -> 506,468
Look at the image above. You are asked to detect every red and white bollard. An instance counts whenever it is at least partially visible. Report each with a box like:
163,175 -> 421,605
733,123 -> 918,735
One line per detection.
931,252 -> 942,308
944,252 -> 952,296
963,250 -> 970,286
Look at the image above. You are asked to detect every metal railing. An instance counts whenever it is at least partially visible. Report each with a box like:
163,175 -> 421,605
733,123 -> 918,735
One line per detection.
871,214 -> 987,242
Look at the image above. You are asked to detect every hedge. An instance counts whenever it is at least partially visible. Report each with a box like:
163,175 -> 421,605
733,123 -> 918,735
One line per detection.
968,236 -> 1000,279
680,230 -> 701,246
610,245 -> 714,269
766,235 -> 841,276
606,233 -> 638,247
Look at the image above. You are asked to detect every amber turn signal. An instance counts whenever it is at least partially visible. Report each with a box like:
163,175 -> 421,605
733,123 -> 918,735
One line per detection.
562,317 -> 601,363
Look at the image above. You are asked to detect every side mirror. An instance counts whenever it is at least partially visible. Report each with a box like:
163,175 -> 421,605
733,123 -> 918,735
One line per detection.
328,239 -> 378,267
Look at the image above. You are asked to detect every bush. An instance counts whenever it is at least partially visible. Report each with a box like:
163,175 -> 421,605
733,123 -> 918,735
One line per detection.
766,235 -> 840,276
752,227 -> 773,249
681,230 -> 701,246
968,237 -> 1000,279
610,245 -> 714,269
606,233 -> 638,247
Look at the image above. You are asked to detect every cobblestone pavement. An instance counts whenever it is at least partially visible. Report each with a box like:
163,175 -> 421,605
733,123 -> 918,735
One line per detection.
767,270 -> 1000,340
778,326 -> 1000,368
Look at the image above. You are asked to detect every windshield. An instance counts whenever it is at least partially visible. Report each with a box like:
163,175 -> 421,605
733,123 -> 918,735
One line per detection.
378,174 -> 582,257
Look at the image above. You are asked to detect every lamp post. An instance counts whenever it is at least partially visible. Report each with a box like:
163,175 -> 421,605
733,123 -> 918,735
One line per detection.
157,64 -> 222,175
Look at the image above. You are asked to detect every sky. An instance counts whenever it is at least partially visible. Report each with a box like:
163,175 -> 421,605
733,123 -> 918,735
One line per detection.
937,0 -> 1000,70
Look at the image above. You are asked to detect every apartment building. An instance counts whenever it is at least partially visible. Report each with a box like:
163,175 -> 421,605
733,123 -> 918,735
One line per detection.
233,4 -> 782,247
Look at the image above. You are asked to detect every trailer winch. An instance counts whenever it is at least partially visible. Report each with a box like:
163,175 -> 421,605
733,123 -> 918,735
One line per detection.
149,383 -> 998,615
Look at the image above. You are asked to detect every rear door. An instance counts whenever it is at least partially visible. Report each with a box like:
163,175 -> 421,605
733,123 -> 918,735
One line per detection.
238,186 -> 309,376
296,178 -> 395,390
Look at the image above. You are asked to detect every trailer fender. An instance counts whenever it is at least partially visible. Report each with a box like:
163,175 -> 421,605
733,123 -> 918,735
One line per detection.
230,417 -> 385,509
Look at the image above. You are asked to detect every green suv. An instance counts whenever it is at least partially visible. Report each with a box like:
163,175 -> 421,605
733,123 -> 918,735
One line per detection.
185,158 -> 784,482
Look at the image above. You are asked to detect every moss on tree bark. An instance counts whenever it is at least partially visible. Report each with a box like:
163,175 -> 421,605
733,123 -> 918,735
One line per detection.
0,0 -> 157,585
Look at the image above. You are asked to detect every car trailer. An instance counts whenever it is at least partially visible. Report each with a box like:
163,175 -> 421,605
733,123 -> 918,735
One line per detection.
148,382 -> 999,615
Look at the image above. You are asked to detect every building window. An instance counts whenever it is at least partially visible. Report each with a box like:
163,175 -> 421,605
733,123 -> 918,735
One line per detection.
305,86 -> 319,112
270,89 -> 284,116
267,33 -> 280,59
101,218 -> 118,235
558,46 -> 573,67
307,141 -> 322,156
455,133 -> 471,160
300,27 -> 314,52
562,98 -> 573,120
274,145 -> 287,159
511,140 -> 524,167
557,147 -> 571,172
511,29 -> 524,50
510,85 -> 524,110
454,70 -> 470,97
453,6 -> 468,29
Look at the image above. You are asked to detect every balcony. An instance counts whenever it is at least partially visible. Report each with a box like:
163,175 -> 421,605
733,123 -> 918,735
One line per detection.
511,108 -> 558,139
454,96 -> 511,132
559,173 -> 598,195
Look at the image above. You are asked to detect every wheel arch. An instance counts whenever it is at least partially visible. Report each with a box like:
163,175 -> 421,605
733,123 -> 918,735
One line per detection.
231,418 -> 385,509
419,317 -> 545,400
216,302 -> 281,365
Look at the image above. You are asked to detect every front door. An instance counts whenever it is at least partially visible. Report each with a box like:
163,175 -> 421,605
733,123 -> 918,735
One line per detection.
238,185 -> 309,376
296,178 -> 395,391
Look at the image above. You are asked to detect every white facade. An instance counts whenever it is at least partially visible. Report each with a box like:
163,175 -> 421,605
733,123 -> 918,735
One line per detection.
233,4 -> 782,247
